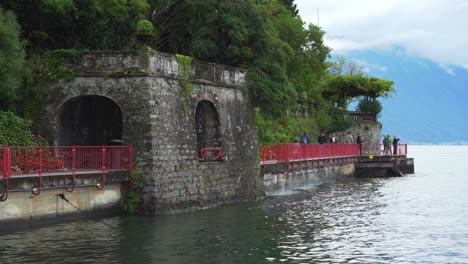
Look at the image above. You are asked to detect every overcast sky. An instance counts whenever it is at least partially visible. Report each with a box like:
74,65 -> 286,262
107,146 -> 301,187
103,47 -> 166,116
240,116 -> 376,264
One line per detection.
295,0 -> 468,69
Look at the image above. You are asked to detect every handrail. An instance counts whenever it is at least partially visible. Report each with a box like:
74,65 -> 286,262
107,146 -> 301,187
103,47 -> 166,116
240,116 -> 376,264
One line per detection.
261,144 -> 360,163
260,143 -> 408,164
347,111 -> 378,122
0,145 -> 133,202
96,145 -> 106,190
199,147 -> 224,161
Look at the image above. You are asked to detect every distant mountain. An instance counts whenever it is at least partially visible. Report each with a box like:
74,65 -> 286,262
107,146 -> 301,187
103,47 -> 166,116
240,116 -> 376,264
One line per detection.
343,51 -> 468,144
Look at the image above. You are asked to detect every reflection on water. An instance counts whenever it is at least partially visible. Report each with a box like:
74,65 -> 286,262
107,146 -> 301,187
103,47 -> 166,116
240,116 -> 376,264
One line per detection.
1,146 -> 468,263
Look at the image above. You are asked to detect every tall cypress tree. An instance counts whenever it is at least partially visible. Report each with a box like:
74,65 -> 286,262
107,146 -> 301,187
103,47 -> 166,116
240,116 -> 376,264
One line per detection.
0,7 -> 25,110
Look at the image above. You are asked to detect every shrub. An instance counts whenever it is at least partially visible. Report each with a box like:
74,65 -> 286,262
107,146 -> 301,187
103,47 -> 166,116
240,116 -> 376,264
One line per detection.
136,19 -> 154,34
41,49 -> 85,80
121,169 -> 143,215
356,97 -> 382,114
0,111 -> 46,146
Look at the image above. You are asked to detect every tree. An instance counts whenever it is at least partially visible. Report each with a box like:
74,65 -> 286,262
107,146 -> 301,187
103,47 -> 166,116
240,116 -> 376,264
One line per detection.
327,56 -> 365,76
154,0 -> 309,117
279,0 -> 298,16
323,74 -> 395,109
155,0 -> 260,65
0,7 -> 25,111
0,111 -> 46,146
2,0 -> 150,50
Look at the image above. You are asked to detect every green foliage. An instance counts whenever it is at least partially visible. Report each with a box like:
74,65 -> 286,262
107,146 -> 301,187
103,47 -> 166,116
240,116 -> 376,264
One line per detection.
315,105 -> 332,132
279,0 -> 298,16
0,7 -> 26,111
121,169 -> 144,215
176,54 -> 193,112
143,0 -> 353,137
5,0 -> 150,50
356,97 -> 383,114
255,111 -> 319,145
323,74 -> 395,108
41,49 -> 85,80
329,106 -> 353,131
0,0 -> 396,153
0,111 -> 44,146
314,103 -> 352,133
136,19 -> 154,33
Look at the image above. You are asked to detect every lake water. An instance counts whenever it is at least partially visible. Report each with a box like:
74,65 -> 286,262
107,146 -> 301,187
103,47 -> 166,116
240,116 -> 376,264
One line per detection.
1,145 -> 467,263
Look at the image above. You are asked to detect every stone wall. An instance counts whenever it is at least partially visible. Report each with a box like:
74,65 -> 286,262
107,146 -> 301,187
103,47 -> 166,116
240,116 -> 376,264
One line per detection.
336,121 -> 382,154
264,162 -> 355,195
38,50 -> 260,215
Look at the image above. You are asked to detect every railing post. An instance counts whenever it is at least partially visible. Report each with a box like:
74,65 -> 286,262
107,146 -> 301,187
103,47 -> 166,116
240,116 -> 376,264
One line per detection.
262,145 -> 265,177
32,147 -> 42,196
0,148 -> 11,202
96,145 -> 106,190
286,144 -> 290,175
65,145 -> 76,192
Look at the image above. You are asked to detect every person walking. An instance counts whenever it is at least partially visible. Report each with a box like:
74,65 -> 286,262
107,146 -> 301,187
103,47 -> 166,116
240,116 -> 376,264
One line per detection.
383,135 -> 388,155
299,131 -> 310,144
357,133 -> 362,155
317,133 -> 326,144
329,133 -> 337,144
393,136 -> 400,155
386,135 -> 393,155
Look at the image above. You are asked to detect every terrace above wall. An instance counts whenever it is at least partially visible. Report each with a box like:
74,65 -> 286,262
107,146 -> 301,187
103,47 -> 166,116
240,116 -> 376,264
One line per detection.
78,50 -> 246,88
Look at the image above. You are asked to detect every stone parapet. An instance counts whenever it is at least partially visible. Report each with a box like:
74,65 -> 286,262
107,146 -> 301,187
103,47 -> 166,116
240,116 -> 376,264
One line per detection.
78,50 -> 246,88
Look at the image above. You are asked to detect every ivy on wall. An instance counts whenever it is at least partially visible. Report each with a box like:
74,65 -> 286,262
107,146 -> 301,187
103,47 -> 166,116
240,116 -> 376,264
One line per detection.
120,169 -> 143,215
175,54 -> 193,112
41,49 -> 86,80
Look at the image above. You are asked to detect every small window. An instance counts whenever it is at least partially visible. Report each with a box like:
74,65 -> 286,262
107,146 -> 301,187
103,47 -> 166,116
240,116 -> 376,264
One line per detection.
195,100 -> 223,161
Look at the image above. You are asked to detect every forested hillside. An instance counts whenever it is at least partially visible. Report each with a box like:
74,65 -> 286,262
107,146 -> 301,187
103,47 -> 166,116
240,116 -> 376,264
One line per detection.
0,0 -> 394,145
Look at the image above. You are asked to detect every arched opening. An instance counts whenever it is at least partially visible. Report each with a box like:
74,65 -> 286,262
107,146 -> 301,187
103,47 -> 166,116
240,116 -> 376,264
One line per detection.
59,95 -> 122,146
195,100 -> 223,161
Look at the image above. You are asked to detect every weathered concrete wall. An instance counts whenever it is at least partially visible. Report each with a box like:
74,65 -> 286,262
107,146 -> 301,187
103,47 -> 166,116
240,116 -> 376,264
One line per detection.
0,184 -> 121,233
37,50 -> 260,215
263,162 -> 355,195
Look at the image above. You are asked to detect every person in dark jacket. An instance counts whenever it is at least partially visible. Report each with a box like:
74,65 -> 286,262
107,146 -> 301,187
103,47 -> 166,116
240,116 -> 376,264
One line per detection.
300,131 -> 310,144
357,133 -> 362,154
317,133 -> 326,144
393,136 -> 400,155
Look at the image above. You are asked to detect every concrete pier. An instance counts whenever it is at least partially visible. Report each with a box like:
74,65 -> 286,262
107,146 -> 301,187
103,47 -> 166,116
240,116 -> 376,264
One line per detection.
355,155 -> 415,177
262,155 -> 415,195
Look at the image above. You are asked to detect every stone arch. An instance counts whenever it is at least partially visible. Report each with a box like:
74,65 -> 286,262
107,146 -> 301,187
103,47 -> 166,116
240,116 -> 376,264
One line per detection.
58,95 -> 122,146
195,100 -> 223,160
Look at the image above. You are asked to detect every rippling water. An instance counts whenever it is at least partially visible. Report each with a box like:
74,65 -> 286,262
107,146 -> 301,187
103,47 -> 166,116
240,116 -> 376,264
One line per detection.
1,145 -> 467,263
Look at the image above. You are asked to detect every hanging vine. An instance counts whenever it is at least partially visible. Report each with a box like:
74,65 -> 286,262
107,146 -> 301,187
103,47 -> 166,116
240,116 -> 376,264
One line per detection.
175,54 -> 193,113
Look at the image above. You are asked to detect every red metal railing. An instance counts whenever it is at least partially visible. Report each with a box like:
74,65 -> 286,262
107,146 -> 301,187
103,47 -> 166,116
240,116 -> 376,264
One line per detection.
361,144 -> 408,156
261,144 -> 360,163
261,143 -> 408,164
0,145 -> 132,201
199,147 -> 224,161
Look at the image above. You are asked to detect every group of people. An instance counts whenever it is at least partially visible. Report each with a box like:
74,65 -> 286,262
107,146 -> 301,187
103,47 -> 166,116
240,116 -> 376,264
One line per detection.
299,131 -> 401,156
383,135 -> 400,155
299,131 -> 352,145
300,131 -> 337,144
